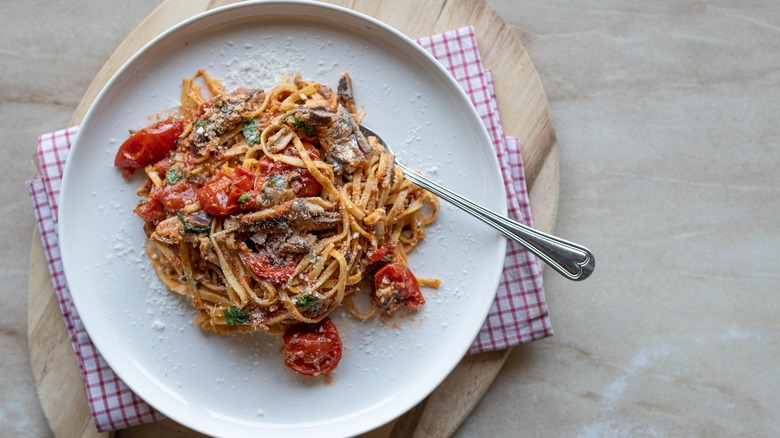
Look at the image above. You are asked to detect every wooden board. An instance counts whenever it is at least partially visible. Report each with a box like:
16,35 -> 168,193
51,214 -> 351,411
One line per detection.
27,1 -> 558,437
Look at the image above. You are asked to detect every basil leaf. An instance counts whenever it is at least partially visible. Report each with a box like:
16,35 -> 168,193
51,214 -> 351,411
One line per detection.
242,118 -> 261,146
294,294 -> 319,310
290,118 -> 316,136
165,168 -> 182,185
224,306 -> 251,326
194,118 -> 209,129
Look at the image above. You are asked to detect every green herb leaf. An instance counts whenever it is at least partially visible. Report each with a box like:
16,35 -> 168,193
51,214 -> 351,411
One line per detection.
194,118 -> 209,129
242,118 -> 261,146
236,192 -> 251,203
224,306 -> 251,326
294,294 -> 319,310
165,168 -> 182,185
266,174 -> 285,189
290,118 -> 317,136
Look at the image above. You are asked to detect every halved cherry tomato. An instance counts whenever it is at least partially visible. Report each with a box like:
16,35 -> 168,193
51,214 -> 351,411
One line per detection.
134,179 -> 197,223
372,263 -> 424,312
258,142 -> 322,197
283,318 -> 342,377
366,242 -> 396,264
289,168 -> 322,197
151,157 -> 173,175
114,117 -> 185,177
149,179 -> 198,212
240,248 -> 299,284
133,199 -> 166,224
197,166 -> 255,216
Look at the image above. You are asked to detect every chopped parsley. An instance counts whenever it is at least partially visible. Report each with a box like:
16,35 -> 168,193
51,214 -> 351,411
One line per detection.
224,306 -> 251,326
165,168 -> 182,185
242,118 -> 261,145
290,118 -> 317,136
294,294 -> 319,310
194,118 -> 209,129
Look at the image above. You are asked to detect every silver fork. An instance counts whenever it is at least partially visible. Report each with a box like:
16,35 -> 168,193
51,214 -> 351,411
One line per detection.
361,126 -> 594,281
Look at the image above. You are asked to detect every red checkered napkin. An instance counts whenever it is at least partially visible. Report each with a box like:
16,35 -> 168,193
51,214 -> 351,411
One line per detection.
26,26 -> 551,432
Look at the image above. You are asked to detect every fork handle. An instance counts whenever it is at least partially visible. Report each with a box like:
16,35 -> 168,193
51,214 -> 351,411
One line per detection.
397,163 -> 594,281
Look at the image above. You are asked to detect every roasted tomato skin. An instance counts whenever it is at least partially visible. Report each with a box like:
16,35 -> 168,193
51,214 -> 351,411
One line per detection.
372,263 -> 424,312
283,318 -> 342,377
197,166 -> 255,216
239,250 -> 298,284
133,199 -> 166,224
366,242 -> 395,264
288,170 -> 322,197
149,179 -> 198,212
114,117 -> 185,176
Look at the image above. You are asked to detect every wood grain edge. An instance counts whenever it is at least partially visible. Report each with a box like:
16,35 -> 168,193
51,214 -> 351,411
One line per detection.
115,419 -> 209,438
528,143 -> 559,235
394,349 -> 512,438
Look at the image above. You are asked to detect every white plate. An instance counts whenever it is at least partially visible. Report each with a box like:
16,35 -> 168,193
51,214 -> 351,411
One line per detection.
59,1 -> 507,437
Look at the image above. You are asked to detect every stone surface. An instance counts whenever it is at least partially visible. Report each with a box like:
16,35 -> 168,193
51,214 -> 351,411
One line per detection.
2,1 -> 778,437
457,1 -> 780,437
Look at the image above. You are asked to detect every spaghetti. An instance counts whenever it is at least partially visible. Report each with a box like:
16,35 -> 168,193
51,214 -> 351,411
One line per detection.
115,71 -> 439,376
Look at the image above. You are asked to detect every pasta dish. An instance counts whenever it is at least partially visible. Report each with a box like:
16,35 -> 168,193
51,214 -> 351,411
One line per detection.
114,71 -> 439,376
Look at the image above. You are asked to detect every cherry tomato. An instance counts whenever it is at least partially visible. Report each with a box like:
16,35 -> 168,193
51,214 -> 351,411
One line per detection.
283,318 -> 342,377
240,249 -> 299,284
288,170 -> 322,197
366,242 -> 395,264
197,166 -> 255,216
133,199 -> 166,224
149,179 -> 198,212
372,263 -> 424,312
258,142 -> 322,197
151,157 -> 173,175
114,117 -> 185,176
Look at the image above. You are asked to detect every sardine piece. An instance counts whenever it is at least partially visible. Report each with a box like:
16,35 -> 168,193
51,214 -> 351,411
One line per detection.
247,231 -> 315,256
248,303 -> 287,328
284,104 -> 373,174
151,216 -> 184,245
320,105 -> 373,174
284,107 -> 337,128
337,72 -> 356,114
227,199 -> 340,233
193,88 -> 265,146
277,232 -> 316,254
198,236 -> 219,265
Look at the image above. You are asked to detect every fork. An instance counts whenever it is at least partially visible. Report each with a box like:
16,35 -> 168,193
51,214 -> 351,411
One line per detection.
361,126 -> 595,281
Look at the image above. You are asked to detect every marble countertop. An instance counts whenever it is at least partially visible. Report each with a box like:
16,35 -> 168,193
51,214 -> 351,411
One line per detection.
3,1 -> 777,436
